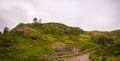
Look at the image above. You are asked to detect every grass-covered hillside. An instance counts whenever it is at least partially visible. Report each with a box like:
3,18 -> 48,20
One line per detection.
0,22 -> 120,61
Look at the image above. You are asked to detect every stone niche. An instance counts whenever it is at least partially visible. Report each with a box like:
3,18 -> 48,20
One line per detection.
72,48 -> 79,54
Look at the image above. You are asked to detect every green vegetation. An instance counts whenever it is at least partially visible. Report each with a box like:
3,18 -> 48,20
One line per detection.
0,22 -> 120,61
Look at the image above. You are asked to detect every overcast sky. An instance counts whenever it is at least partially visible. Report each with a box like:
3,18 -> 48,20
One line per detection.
0,0 -> 120,31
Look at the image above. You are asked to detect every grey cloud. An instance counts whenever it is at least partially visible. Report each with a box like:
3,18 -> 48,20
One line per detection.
0,5 -> 31,31
0,0 -> 120,31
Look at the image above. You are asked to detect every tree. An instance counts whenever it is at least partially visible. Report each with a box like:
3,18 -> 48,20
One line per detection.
39,19 -> 41,23
0,31 -> 2,35
33,17 -> 37,23
3,27 -> 9,34
95,36 -> 114,46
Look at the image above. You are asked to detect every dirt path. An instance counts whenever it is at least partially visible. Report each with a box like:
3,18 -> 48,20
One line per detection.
66,54 -> 89,61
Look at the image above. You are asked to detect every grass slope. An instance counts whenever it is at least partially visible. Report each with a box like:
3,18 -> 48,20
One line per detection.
0,22 -> 120,61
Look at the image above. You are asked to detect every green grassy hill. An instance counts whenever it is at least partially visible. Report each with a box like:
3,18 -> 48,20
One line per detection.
0,22 -> 120,61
